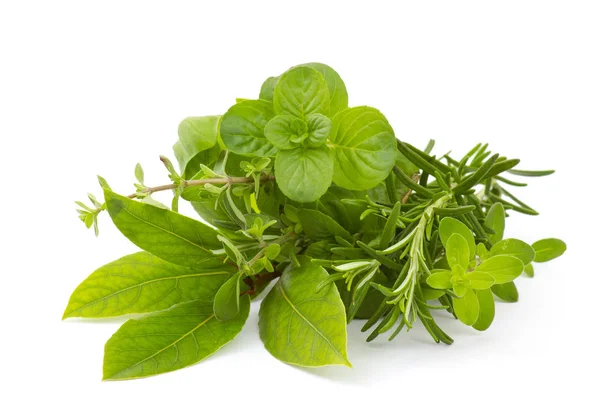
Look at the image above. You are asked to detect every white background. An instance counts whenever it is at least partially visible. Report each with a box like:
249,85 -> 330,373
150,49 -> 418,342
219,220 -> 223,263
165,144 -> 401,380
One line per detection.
1,1 -> 598,398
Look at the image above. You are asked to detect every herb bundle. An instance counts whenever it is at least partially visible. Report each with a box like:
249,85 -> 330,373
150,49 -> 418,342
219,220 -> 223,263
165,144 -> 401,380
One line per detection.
65,63 -> 566,379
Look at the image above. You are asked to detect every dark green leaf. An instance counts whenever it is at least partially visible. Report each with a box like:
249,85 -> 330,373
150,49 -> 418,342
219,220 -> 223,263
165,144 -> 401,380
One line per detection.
296,208 -> 353,243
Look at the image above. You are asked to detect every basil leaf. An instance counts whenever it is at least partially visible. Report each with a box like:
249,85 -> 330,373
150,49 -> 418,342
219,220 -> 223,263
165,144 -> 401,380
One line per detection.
103,297 -> 250,380
264,115 -> 305,149
273,66 -> 330,119
63,252 -> 233,319
329,106 -> 397,191
490,238 -> 535,265
465,271 -> 495,290
305,113 -> 332,148
300,62 -> 348,116
426,270 -> 453,289
491,282 -> 519,302
485,203 -> 505,244
173,116 -> 220,178
259,76 -> 279,102
532,238 -> 567,263
439,217 -> 476,259
104,190 -> 222,268
274,146 -> 333,203
452,288 -> 479,326
446,233 -> 470,272
258,263 -> 351,367
213,271 -> 242,321
296,208 -> 353,243
472,288 -> 495,331
220,100 -> 277,157
476,255 -> 524,284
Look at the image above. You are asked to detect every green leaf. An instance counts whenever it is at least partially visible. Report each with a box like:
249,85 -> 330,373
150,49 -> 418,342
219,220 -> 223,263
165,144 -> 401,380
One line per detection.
465,271 -> 495,290
422,288 -> 444,301
453,288 -> 479,326
477,242 -> 489,261
63,252 -> 233,319
490,238 -> 535,265
173,116 -> 220,177
472,288 -> 495,331
329,106 -> 397,191
524,263 -> 535,277
273,66 -> 330,119
299,62 -> 348,116
134,163 -> 144,184
305,113 -> 332,148
477,255 -> 524,284
439,217 -> 476,259
296,208 -> 353,243
446,233 -> 470,272
104,190 -> 223,268
492,282 -> 519,302
274,146 -> 333,203
264,115 -> 306,149
213,271 -> 242,321
259,76 -> 279,102
258,263 -> 351,367
103,297 -> 250,380
485,203 -> 505,244
220,100 -> 277,157
532,238 -> 567,263
426,270 -> 453,289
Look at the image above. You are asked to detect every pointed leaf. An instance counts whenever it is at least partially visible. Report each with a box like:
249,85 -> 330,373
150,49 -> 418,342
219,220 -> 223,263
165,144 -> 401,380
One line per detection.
104,190 -> 222,268
477,255 -> 524,284
258,263 -> 351,367
439,217 -> 476,259
524,263 -> 535,277
63,252 -> 233,319
213,272 -> 243,321
103,297 -> 249,380
453,288 -> 479,326
473,288 -> 495,331
532,238 -> 567,263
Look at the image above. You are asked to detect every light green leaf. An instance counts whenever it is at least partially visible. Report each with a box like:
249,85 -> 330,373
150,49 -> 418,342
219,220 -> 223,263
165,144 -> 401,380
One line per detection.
465,271 -> 495,290
264,115 -> 306,149
477,242 -> 489,261
492,282 -> 519,302
473,288 -> 495,331
173,116 -> 220,178
453,288 -> 479,326
477,255 -> 524,284
305,113 -> 332,148
426,270 -> 453,289
446,233 -> 470,272
274,146 -> 333,203
63,252 -> 233,319
259,76 -> 279,102
104,190 -> 222,268
220,100 -> 277,157
422,288 -> 444,301
296,208 -> 353,243
485,203 -> 505,244
524,263 -> 534,277
273,66 -> 330,119
300,62 -> 348,116
213,272 -> 242,321
134,163 -> 144,184
453,284 -> 468,298
491,238 -> 535,265
439,217 -> 476,259
532,238 -> 567,263
103,297 -> 250,380
329,106 -> 396,191
258,263 -> 351,367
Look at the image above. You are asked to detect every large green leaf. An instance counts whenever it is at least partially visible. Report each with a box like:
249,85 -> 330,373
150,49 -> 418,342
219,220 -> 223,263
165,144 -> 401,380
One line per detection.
173,116 -> 220,178
476,255 -> 524,284
220,100 -> 277,157
329,106 -> 397,191
532,238 -> 567,262
274,146 -> 333,203
490,238 -> 535,265
63,252 -> 233,319
103,297 -> 250,380
296,208 -> 353,243
485,203 -> 505,244
104,190 -> 223,268
258,263 -> 351,367
300,62 -> 348,116
273,66 -> 330,119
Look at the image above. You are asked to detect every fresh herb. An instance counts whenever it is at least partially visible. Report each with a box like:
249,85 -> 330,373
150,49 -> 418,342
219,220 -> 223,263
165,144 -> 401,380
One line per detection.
65,62 -> 566,379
